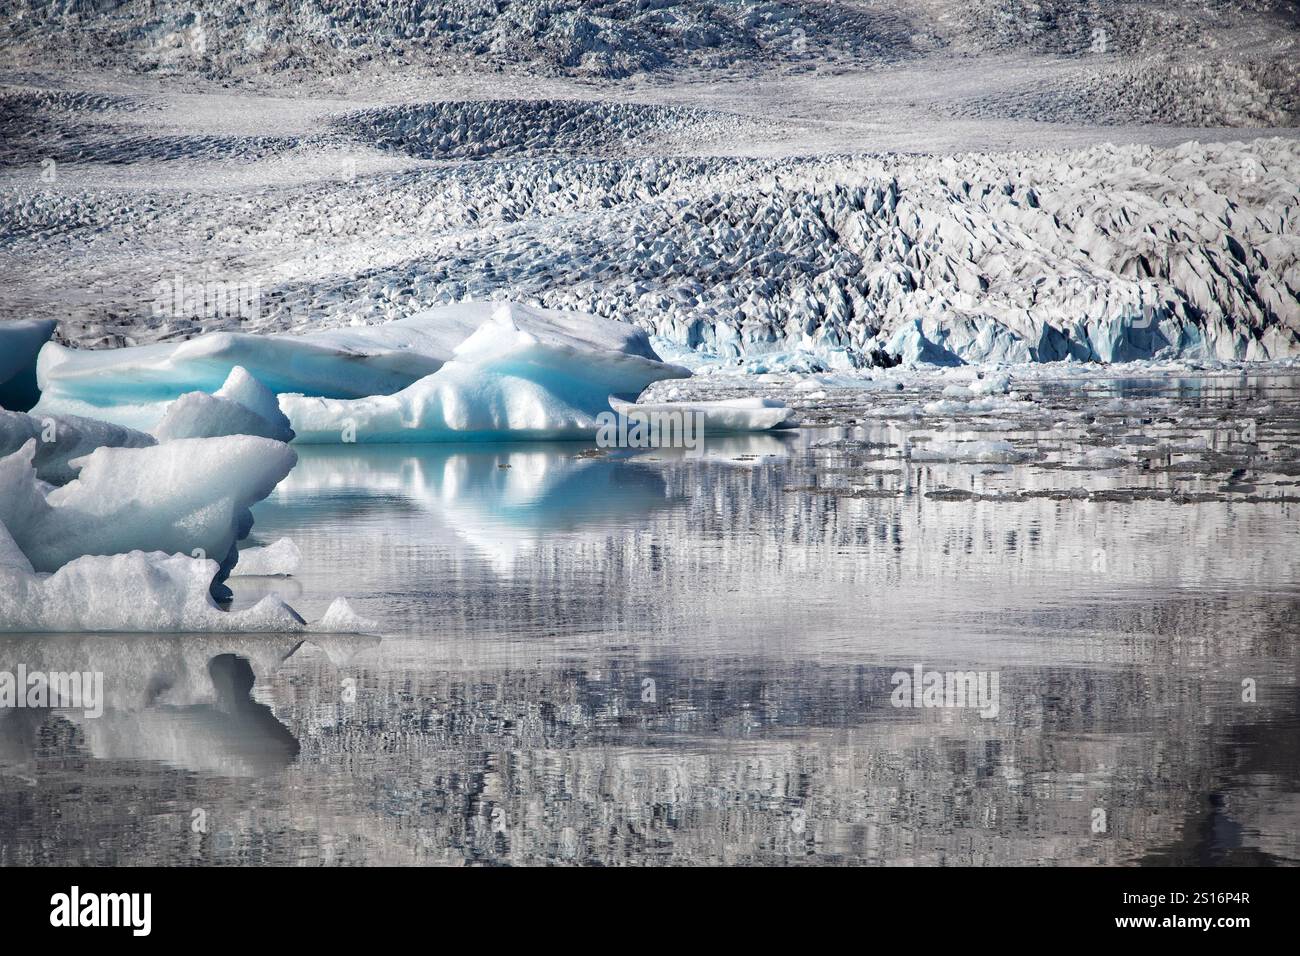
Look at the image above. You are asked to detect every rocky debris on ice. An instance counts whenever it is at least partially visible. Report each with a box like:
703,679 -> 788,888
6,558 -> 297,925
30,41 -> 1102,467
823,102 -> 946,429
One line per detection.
153,365 -> 295,443
232,537 -> 301,577
0,409 -> 156,484
0,0 -> 918,80
336,99 -> 766,161
282,302 -> 690,442
0,319 -> 57,412
0,435 -> 295,594
948,56 -> 1300,129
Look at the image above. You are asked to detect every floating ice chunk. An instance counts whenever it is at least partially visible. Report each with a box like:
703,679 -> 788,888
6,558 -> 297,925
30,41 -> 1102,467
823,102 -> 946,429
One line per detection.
970,372 -> 1012,396
34,301 -> 677,430
283,304 -> 688,443
0,319 -> 57,411
923,396 -> 1028,416
1075,448 -> 1130,468
908,440 -> 1037,464
314,597 -> 379,635
0,410 -> 156,484
608,397 -> 795,433
0,437 -> 296,589
233,537 -> 301,576
0,546 -> 305,633
153,366 -> 295,442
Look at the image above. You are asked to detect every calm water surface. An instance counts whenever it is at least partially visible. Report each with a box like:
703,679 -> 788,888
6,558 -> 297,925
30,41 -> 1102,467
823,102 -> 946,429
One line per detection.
1,372 -> 1297,865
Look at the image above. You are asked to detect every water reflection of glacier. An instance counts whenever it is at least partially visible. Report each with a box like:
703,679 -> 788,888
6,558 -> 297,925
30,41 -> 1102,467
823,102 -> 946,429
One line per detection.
0,377 -> 1296,865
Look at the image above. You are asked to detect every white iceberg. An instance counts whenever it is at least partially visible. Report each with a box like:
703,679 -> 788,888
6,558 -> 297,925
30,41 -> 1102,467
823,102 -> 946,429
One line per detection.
0,318 -> 57,412
233,537 -> 301,576
33,301 -> 685,432
153,366 -> 295,443
282,303 -> 689,443
0,409 -> 156,484
0,436 -> 296,588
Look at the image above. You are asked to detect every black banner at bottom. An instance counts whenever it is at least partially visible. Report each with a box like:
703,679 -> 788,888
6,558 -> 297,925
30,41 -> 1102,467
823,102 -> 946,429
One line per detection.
5,866 -> 1282,941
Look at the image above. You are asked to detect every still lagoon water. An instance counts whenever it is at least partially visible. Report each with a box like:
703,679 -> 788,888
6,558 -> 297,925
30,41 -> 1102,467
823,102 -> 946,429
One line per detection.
1,371 -> 1297,865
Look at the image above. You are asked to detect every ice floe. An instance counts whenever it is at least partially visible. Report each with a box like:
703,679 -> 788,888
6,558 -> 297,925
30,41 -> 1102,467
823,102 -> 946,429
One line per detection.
608,396 -> 795,433
908,439 -> 1039,464
33,301 -> 686,433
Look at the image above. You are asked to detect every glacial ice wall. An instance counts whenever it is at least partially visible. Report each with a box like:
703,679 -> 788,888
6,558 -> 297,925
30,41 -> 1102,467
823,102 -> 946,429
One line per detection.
109,138 -> 1290,371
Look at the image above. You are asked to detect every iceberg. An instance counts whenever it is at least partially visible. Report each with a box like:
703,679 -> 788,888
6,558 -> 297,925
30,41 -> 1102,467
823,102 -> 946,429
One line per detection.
0,410 -> 156,484
33,302 -> 682,432
0,319 -> 57,412
282,303 -> 689,443
0,436 -> 296,592
153,366 -> 295,442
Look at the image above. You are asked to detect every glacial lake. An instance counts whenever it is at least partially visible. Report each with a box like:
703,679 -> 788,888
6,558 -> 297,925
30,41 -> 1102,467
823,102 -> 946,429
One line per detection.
1,371 -> 1297,865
